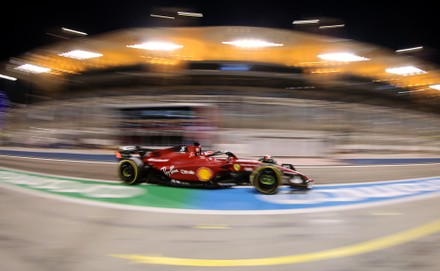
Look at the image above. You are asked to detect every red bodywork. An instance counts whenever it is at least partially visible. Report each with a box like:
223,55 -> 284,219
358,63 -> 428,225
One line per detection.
116,144 -> 314,192
146,144 -> 266,182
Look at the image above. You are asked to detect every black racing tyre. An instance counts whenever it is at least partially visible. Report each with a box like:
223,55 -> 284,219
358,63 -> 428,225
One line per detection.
250,165 -> 282,195
117,157 -> 144,185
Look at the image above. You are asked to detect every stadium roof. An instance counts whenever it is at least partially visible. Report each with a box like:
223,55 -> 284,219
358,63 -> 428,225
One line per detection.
1,25 -> 440,105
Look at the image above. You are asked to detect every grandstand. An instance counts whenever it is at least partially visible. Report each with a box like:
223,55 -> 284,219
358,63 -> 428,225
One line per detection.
1,26 -> 439,156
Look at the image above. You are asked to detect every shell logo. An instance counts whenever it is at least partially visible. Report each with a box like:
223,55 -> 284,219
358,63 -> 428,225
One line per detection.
233,164 -> 241,171
196,167 -> 213,181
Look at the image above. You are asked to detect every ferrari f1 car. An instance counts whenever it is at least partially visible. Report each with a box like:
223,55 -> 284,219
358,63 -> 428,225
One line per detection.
115,143 -> 314,194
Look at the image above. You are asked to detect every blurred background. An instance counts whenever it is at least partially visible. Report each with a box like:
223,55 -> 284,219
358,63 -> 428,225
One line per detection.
1,4 -> 440,271
0,1 -> 439,158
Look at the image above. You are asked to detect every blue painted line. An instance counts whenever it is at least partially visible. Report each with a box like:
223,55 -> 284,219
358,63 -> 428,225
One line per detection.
0,149 -> 117,162
194,177 -> 440,211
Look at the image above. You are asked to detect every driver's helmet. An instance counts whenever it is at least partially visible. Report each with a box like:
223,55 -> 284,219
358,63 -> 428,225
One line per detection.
258,154 -> 276,164
194,142 -> 202,155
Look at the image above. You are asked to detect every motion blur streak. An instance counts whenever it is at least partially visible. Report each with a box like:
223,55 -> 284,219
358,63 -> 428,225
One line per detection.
110,218 -> 440,266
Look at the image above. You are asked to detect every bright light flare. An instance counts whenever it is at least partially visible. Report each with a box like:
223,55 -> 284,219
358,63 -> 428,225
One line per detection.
61,27 -> 88,36
15,64 -> 51,74
385,66 -> 427,76
395,46 -> 423,54
429,84 -> 440,90
58,50 -> 103,60
222,39 -> 284,48
177,11 -> 203,17
319,24 -> 345,29
318,52 -> 370,62
127,42 -> 183,51
150,14 -> 175,19
0,74 -> 17,81
292,19 -> 319,25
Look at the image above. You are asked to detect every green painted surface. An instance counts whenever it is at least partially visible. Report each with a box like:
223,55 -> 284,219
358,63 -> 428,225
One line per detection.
0,168 -> 196,209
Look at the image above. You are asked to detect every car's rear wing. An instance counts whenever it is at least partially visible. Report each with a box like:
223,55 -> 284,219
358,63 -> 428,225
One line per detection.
115,145 -> 153,159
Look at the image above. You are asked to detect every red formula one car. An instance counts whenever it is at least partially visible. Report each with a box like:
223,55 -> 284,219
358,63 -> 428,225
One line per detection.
115,143 -> 314,194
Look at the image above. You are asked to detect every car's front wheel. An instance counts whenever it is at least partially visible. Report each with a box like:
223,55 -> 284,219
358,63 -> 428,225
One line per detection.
250,165 -> 282,194
117,157 -> 144,185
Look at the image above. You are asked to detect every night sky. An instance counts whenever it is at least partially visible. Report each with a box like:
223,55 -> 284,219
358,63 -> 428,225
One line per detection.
1,0 -> 439,64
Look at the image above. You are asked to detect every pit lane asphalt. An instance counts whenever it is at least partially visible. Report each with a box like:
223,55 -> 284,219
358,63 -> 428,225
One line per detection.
0,151 -> 439,270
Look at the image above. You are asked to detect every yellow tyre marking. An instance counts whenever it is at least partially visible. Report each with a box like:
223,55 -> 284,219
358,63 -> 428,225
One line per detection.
111,218 -> 440,267
250,165 -> 282,194
118,160 -> 138,185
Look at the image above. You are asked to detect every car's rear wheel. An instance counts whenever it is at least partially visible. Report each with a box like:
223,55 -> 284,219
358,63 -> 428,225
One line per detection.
250,165 -> 282,194
117,157 -> 144,185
